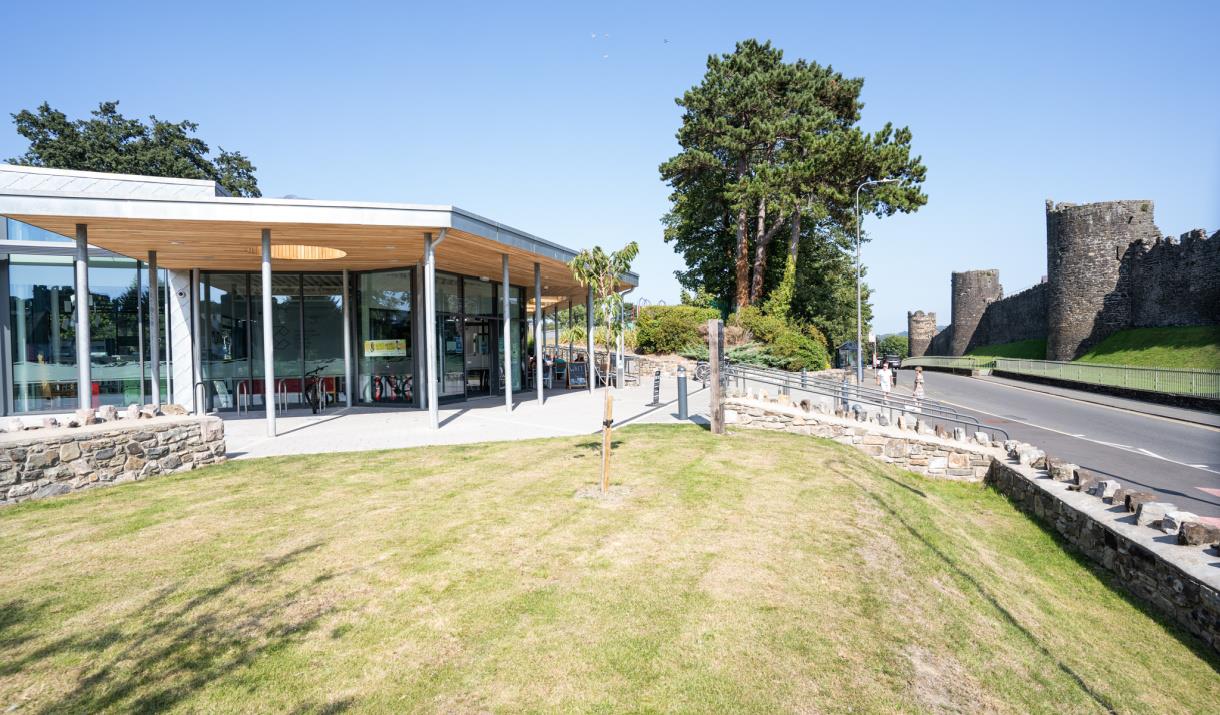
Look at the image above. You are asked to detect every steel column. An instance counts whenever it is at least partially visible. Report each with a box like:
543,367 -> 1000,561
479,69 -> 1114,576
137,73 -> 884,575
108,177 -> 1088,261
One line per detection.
261,229 -> 276,437
502,254 -> 512,413
191,268 -> 202,414
147,251 -> 160,406
342,268 -> 353,408
585,287 -> 594,393
424,229 -> 448,428
74,224 -> 91,412
534,262 -> 543,404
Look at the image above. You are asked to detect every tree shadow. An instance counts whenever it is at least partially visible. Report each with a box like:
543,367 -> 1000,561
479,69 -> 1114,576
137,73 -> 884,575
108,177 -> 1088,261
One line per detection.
832,455 -> 1220,694
574,440 -> 624,452
8,541 -> 347,714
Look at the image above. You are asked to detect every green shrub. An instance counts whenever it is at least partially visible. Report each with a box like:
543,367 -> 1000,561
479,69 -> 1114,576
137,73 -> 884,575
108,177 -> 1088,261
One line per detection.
768,330 -> 831,371
592,325 -> 637,351
727,306 -> 831,371
728,305 -> 787,344
635,305 -> 719,354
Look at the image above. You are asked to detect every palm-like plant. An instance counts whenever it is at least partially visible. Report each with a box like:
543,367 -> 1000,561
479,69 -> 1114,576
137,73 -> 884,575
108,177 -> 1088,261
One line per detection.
569,241 -> 640,493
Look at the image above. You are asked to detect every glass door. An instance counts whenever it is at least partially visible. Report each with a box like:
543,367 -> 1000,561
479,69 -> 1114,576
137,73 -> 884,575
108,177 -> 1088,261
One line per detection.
464,319 -> 492,398
301,274 -> 345,409
439,315 -> 465,399
356,269 -> 414,405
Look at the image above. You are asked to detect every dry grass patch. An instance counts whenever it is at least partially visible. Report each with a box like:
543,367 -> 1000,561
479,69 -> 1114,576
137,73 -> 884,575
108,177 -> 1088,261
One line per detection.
0,424 -> 1216,713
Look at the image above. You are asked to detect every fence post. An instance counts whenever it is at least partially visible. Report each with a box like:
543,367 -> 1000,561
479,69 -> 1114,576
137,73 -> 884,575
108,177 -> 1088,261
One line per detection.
709,319 -> 725,435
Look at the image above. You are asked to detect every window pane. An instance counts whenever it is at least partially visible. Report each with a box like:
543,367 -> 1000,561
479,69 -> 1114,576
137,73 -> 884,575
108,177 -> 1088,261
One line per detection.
9,257 -> 77,411
357,270 -> 413,404
88,258 -> 143,408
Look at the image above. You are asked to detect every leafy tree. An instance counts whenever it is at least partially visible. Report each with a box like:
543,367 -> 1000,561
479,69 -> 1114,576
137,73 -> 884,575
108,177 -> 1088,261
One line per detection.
8,101 -> 260,197
878,334 -> 909,359
569,242 -> 640,494
659,39 -> 927,316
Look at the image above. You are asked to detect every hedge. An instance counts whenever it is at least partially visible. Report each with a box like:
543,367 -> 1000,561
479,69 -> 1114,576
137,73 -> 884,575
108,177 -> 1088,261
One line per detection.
635,305 -> 719,354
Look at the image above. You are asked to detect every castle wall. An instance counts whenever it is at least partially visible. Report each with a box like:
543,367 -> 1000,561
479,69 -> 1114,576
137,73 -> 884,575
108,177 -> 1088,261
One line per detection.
1128,230 -> 1220,328
910,200 -> 1216,362
971,282 -> 1048,349
928,326 -> 953,356
950,270 -> 1002,356
1045,200 -> 1161,360
907,311 -> 937,357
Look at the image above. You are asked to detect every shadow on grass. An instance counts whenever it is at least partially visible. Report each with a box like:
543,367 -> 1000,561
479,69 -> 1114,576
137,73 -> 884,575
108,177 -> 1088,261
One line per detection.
574,440 -> 624,452
835,453 -> 1220,698
8,541 -> 347,714
832,458 -> 1121,711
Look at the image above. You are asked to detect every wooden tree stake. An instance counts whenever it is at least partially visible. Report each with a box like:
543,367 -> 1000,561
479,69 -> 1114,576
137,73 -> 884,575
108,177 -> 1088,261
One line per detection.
601,393 -> 614,493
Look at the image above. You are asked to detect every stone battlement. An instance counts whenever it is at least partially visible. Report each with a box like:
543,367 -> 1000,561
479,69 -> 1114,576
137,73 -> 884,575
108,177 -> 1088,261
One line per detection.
911,200 -> 1217,359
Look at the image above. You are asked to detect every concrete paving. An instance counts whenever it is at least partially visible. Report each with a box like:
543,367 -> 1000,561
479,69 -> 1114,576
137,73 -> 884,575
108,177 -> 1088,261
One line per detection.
892,369 -> 1220,520
224,382 -> 712,460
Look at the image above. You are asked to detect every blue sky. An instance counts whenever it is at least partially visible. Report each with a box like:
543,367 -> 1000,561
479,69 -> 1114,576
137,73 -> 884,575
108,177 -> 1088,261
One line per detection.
2,1 -> 1216,333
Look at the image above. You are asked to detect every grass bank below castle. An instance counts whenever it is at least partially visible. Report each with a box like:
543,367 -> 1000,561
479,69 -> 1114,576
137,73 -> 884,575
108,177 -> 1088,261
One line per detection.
1,425 -> 1216,712
1077,326 -> 1220,370
966,326 -> 1220,370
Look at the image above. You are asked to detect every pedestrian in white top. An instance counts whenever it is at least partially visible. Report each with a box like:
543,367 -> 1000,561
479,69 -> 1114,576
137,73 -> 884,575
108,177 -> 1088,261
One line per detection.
878,364 -> 892,396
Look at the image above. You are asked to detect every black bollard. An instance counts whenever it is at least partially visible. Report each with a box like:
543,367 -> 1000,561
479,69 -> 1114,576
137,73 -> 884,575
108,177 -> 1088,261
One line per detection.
647,368 -> 661,406
677,366 -> 688,419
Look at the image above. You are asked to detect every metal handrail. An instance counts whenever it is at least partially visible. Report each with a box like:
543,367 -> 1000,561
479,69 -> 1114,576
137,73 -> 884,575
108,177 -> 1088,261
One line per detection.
236,380 -> 250,415
902,356 -> 992,371
726,364 -> 1006,441
904,355 -> 1220,400
729,362 -> 965,419
274,380 -> 289,413
993,358 -> 1220,400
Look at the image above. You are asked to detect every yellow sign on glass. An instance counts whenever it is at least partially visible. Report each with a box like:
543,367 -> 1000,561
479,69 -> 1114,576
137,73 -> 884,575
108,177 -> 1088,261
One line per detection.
363,339 -> 406,357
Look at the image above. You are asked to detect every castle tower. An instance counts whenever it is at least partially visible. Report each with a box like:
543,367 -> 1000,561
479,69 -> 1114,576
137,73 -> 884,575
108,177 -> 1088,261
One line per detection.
949,270 -> 1002,356
1045,200 -> 1161,360
907,311 -> 937,357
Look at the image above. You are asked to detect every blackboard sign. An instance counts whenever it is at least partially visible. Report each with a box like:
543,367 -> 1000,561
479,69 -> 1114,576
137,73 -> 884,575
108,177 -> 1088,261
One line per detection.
568,361 -> 588,388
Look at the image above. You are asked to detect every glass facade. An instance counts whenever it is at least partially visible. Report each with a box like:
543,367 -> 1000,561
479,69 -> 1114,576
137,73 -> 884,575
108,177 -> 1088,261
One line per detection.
0,218 -> 531,414
356,269 -> 413,405
202,272 -> 347,411
7,249 -> 169,413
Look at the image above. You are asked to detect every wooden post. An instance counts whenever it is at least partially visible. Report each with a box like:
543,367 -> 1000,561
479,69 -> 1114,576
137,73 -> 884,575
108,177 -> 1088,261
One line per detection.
601,393 -> 614,493
709,319 -> 725,435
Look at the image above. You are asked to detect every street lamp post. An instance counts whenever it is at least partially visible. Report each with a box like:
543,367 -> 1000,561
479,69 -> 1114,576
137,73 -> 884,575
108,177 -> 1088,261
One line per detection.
854,178 -> 899,384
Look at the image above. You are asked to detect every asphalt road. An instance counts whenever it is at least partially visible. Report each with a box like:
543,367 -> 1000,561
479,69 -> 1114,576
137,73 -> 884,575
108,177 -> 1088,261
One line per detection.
887,369 -> 1220,519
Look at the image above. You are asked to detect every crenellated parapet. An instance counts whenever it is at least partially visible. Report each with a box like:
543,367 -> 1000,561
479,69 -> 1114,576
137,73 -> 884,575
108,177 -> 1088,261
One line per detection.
907,311 -> 938,357
908,200 -> 1216,360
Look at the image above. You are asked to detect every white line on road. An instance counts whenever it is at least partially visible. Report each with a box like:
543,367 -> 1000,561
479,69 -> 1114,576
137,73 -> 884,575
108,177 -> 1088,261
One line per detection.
931,396 -> 1220,477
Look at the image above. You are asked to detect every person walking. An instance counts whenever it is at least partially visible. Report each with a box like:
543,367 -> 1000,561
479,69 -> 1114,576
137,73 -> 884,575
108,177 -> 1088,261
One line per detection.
912,366 -> 925,410
878,361 -> 892,402
891,361 -> 899,387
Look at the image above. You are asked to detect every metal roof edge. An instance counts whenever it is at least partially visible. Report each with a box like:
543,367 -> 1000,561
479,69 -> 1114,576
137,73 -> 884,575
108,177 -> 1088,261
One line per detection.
0,163 -> 220,188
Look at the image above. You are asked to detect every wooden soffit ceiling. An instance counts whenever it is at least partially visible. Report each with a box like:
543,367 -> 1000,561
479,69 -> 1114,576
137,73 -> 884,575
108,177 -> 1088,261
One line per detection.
8,215 -> 604,303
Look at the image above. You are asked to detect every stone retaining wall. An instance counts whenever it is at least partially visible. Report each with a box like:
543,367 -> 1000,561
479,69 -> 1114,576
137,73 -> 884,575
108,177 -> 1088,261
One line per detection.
723,394 -> 1220,654
0,416 -> 226,506
985,458 -> 1220,655
724,397 -> 1002,480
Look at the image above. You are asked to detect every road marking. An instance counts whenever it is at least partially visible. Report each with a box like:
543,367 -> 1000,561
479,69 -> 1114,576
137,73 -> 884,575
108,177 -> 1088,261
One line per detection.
937,374 -> 1220,432
1198,487 -> 1220,498
932,396 -> 1220,477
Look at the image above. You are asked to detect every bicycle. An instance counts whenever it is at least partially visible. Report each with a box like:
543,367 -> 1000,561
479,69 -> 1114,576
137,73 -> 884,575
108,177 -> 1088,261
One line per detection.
694,360 -> 711,383
303,364 -> 335,414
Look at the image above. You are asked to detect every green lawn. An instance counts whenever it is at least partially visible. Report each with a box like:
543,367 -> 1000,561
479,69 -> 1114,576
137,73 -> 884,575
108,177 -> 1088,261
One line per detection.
966,338 -> 1047,360
1077,326 -> 1220,370
1,425 -> 1216,713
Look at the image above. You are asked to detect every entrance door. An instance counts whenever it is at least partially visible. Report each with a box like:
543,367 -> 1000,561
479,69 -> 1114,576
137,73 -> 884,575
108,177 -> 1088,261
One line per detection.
464,319 -> 493,398
438,315 -> 465,400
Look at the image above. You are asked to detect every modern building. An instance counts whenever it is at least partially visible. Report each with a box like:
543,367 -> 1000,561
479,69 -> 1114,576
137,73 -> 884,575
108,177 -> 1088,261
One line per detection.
0,164 -> 636,434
